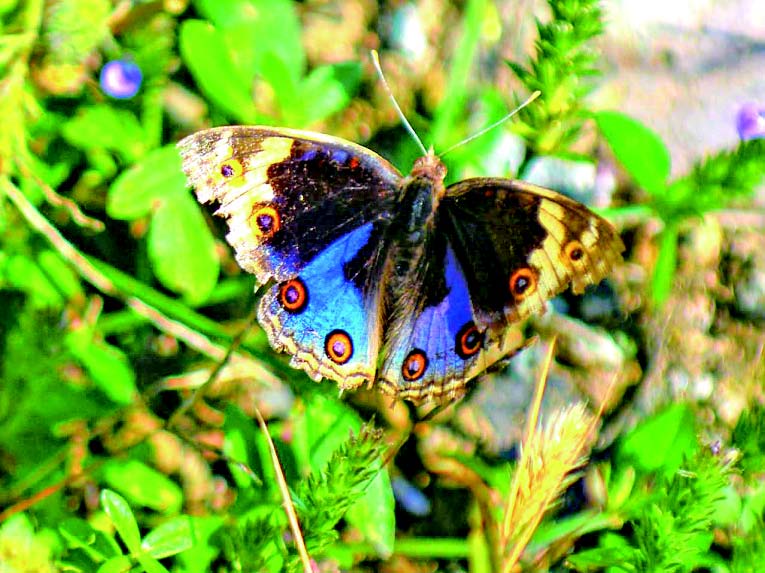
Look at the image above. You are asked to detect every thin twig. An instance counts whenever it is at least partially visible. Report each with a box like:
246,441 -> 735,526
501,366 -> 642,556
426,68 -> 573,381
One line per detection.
254,406 -> 313,573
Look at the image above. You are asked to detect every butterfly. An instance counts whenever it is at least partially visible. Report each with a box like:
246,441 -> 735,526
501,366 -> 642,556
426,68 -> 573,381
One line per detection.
178,125 -> 624,404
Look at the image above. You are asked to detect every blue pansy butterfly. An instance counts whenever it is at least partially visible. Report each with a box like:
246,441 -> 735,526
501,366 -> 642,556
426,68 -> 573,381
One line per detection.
178,126 -> 624,403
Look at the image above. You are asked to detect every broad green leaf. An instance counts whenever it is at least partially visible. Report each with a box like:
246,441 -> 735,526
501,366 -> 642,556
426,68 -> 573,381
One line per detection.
142,517 -> 193,559
179,20 -> 257,123
147,191 -> 220,305
61,105 -> 146,163
247,0 -> 303,83
258,51 -> 300,123
595,111 -> 671,196
345,462 -> 395,558
38,250 -> 83,300
617,403 -> 697,476
224,422 -> 255,490
107,145 -> 187,220
174,516 -> 225,573
295,394 -> 363,472
4,254 -> 65,308
64,327 -> 137,405
98,555 -> 134,573
59,518 -> 121,562
192,0 -> 259,28
102,460 -> 183,514
297,64 -> 357,126
101,490 -> 141,552
651,223 -> 678,306
135,554 -> 169,573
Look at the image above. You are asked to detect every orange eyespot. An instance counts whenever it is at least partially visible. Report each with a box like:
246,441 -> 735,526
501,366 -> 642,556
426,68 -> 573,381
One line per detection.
509,267 -> 537,300
565,240 -> 585,262
325,330 -> 353,364
402,349 -> 428,382
218,158 -> 244,179
279,278 -> 308,313
455,322 -> 483,359
252,205 -> 280,238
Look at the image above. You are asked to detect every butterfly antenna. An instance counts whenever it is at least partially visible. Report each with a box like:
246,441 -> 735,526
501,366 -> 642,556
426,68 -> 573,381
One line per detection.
439,90 -> 541,159
371,50 -> 428,156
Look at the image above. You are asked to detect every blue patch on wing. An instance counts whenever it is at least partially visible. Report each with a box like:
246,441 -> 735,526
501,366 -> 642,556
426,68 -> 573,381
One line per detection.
258,222 -> 378,386
383,244 -> 476,387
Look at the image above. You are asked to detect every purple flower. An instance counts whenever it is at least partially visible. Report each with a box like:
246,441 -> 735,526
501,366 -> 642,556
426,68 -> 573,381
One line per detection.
100,60 -> 142,99
736,102 -> 765,141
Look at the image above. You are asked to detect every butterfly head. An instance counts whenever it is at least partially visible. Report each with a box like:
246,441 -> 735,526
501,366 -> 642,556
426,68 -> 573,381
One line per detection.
410,151 -> 447,189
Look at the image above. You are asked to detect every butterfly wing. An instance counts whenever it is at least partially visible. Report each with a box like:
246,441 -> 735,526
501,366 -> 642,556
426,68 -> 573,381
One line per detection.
377,234 -> 527,403
178,126 -> 401,389
442,177 -> 625,328
377,177 -> 623,403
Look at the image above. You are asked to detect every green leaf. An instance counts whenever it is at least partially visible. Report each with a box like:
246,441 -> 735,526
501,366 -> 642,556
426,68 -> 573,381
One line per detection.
191,0 -> 259,28
617,403 -> 697,477
297,64 -> 357,126
296,395 -> 363,472
142,517 -> 193,559
101,490 -> 142,552
98,555 -> 134,573
147,191 -> 220,305
174,516 -> 225,573
107,145 -> 188,220
37,250 -> 83,300
102,460 -> 183,514
651,223 -> 679,306
4,254 -> 65,308
179,19 -> 258,123
245,0 -> 304,83
61,105 -> 146,163
59,518 -> 121,562
345,464 -> 395,558
64,327 -> 137,405
595,110 -> 671,195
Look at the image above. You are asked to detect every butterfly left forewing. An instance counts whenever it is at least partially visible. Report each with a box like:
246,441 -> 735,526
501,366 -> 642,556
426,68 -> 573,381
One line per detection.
178,125 -> 402,283
442,177 -> 625,328
179,126 -> 401,390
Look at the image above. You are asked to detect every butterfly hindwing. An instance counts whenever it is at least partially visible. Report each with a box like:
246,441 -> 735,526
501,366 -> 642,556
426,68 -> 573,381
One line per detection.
259,222 -> 383,389
378,239 -> 526,403
178,126 -> 401,388
442,178 -> 625,329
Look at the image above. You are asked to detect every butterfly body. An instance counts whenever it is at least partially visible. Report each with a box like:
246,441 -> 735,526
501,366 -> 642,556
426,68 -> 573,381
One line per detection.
179,126 -> 624,403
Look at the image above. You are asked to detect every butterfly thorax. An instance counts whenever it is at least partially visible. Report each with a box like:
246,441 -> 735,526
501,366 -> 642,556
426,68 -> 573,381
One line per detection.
378,153 -> 448,343
396,152 -> 446,239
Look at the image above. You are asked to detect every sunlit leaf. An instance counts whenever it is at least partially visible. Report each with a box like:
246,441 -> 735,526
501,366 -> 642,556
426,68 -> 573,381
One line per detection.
595,111 -> 671,196
102,460 -> 183,514
107,145 -> 187,220
179,20 -> 257,123
147,191 -> 220,305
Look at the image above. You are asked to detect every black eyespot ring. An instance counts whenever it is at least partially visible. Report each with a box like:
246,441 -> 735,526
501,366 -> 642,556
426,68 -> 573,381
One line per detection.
565,240 -> 585,262
279,278 -> 308,313
455,321 -> 483,359
325,330 -> 353,364
402,349 -> 428,382
509,267 -> 537,300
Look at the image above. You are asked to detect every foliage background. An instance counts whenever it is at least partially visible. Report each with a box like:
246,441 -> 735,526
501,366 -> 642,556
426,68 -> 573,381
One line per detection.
1,0 -> 765,572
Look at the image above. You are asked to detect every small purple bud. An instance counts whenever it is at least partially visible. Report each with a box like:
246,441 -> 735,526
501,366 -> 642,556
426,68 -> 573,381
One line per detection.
100,60 -> 142,99
736,102 -> 765,141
